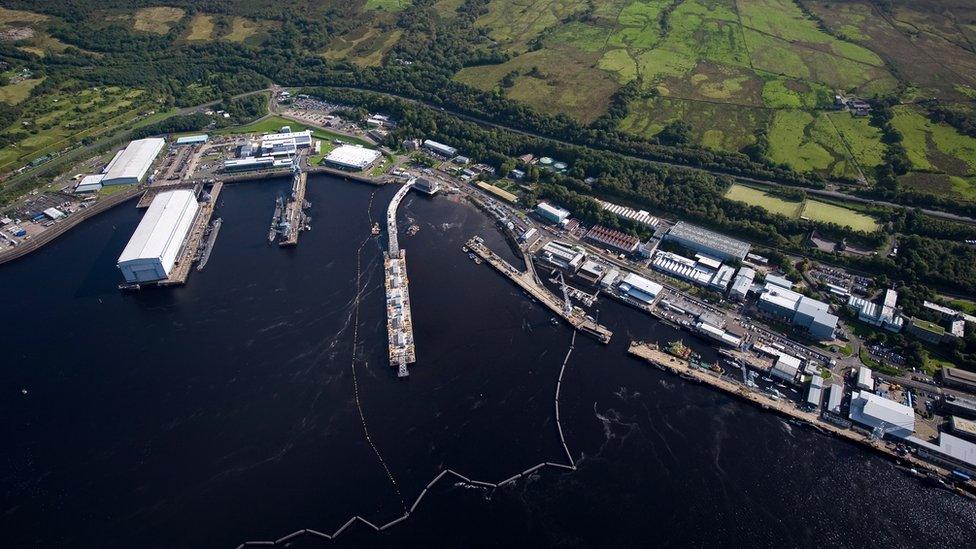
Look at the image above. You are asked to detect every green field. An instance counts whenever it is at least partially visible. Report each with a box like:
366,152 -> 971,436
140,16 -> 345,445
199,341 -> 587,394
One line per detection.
620,96 -> 766,152
892,105 -> 976,176
724,184 -> 802,217
725,183 -> 879,231
132,6 -> 185,34
0,85 -> 150,174
365,0 -> 412,11
767,110 -> 861,179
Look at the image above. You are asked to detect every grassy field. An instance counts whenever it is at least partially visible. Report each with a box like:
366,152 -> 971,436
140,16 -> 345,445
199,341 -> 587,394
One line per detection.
223,17 -> 276,45
892,105 -> 976,176
186,14 -> 216,41
724,184 -> 802,217
768,110 -> 860,179
724,183 -> 879,231
0,78 -> 43,105
365,0 -> 412,11
322,24 -> 402,67
132,7 -> 185,34
619,96 -> 766,152
0,85 -> 151,174
826,111 -> 885,170
799,199 -> 879,232
0,6 -> 47,24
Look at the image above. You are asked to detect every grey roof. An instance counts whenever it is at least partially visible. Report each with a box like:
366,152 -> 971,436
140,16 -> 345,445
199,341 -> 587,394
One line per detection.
665,221 -> 751,259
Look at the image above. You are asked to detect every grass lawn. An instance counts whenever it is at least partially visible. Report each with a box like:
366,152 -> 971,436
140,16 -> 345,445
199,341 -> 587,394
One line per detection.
800,199 -> 879,232
724,183 -> 803,217
365,0 -> 412,11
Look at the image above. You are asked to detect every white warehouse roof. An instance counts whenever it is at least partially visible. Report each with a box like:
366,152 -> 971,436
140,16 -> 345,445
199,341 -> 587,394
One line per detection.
117,189 -> 198,283
620,272 -> 663,300
325,145 -> 381,169
849,391 -> 915,438
102,138 -> 165,185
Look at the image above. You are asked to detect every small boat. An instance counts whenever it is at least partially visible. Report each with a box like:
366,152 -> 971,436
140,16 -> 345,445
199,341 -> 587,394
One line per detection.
474,257 -> 482,265
761,376 -> 774,383
462,245 -> 469,252
550,317 -> 559,326
371,222 -> 381,236
468,253 -> 476,260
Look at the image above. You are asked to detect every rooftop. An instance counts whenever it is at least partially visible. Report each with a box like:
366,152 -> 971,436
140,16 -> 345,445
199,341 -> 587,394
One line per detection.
665,221 -> 751,260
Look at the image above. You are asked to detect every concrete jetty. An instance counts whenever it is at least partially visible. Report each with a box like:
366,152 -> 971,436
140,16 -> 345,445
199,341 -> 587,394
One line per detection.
385,181 -> 416,377
466,236 -> 612,344
627,341 -> 976,494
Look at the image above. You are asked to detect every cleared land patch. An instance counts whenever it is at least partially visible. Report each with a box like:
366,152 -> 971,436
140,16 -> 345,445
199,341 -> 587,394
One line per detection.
222,17 -> 276,45
725,183 -> 879,231
186,14 -> 216,41
132,7 -> 185,35
0,6 -> 47,24
0,78 -> 43,105
365,0 -> 412,11
322,24 -> 402,68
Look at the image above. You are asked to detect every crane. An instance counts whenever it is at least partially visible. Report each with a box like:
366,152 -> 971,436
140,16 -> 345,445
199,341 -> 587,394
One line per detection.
557,271 -> 573,317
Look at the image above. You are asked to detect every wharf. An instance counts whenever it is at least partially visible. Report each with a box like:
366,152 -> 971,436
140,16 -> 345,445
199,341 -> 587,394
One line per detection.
159,181 -> 222,286
279,170 -> 308,247
627,341 -> 976,495
137,181 -> 198,208
467,237 -> 612,344
385,181 -> 416,377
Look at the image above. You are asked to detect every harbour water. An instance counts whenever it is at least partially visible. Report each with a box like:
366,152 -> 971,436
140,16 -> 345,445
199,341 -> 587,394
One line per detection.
2,175 -> 975,548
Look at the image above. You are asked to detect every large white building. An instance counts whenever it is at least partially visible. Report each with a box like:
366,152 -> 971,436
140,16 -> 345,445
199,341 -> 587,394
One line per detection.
102,138 -> 166,186
848,390 -> 916,438
617,272 -> 662,304
117,189 -> 199,283
260,130 -> 312,154
324,145 -> 382,170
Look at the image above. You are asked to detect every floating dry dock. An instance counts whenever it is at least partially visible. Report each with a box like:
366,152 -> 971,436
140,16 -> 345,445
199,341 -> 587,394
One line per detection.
385,181 -> 416,377
466,236 -> 612,344
279,168 -> 308,247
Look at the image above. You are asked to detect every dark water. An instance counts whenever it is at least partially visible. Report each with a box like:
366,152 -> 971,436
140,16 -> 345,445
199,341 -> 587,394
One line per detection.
2,176 -> 974,548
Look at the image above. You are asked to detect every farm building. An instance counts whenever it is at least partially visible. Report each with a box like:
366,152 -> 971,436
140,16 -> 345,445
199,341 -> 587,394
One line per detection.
102,138 -> 166,186
117,189 -> 198,283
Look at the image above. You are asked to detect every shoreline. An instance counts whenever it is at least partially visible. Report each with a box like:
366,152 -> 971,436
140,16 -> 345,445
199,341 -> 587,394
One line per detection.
627,341 -> 976,499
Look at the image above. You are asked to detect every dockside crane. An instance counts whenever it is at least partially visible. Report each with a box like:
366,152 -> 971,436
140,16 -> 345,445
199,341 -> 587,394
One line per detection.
557,271 -> 573,317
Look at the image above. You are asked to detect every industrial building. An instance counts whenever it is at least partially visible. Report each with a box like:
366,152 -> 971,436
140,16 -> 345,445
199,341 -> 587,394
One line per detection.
535,202 -> 570,224
538,240 -> 585,272
847,289 -> 903,332
907,317 -> 950,344
856,366 -> 875,391
175,134 -> 208,145
617,272 -> 662,304
324,145 -> 382,170
224,156 -> 275,172
848,391 -> 916,438
757,281 -> 838,340
585,225 -> 640,253
806,374 -> 824,409
771,354 -> 801,383
74,174 -> 104,193
694,321 -> 742,347
117,189 -> 199,283
941,367 -> 976,394
729,266 -> 755,300
650,250 -> 734,291
598,200 -> 659,228
663,221 -> 751,261
101,138 -> 165,186
422,139 -> 457,157
413,177 -> 440,195
826,383 -> 843,414
950,416 -> 976,442
908,432 -> 976,475
261,130 -> 311,154
941,396 -> 976,420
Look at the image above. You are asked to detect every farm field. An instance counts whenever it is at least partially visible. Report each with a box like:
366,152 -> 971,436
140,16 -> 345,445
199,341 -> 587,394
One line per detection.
0,85 -> 150,174
724,183 -> 879,231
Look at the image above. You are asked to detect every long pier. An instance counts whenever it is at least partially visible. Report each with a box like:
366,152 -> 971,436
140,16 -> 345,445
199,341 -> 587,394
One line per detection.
627,341 -> 976,495
279,170 -> 308,247
159,181 -> 222,286
467,237 -> 612,344
385,181 -> 416,377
